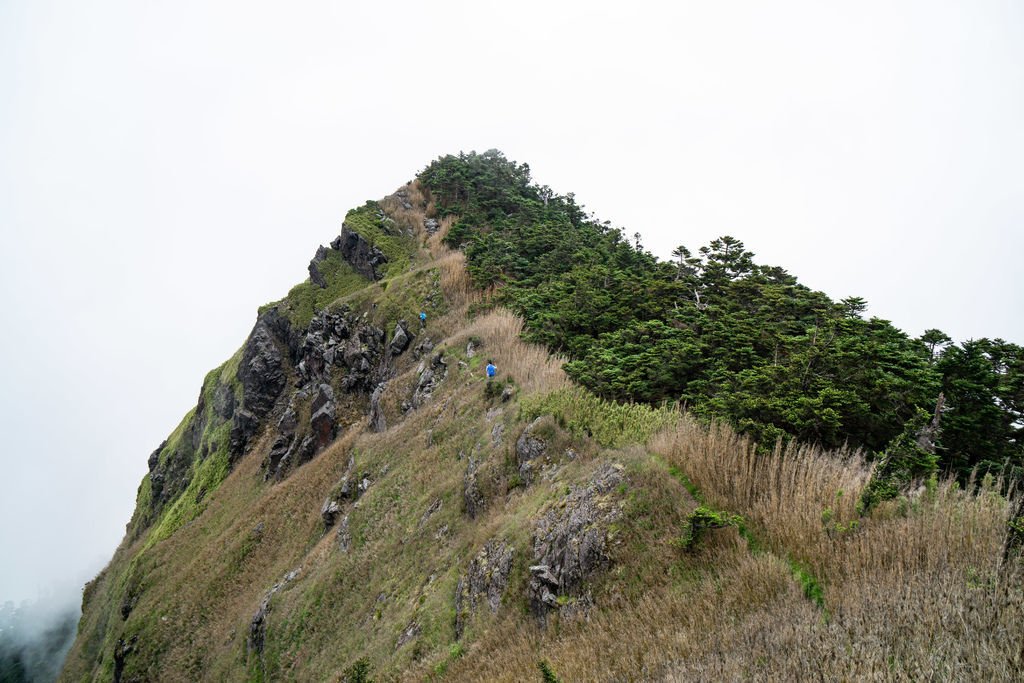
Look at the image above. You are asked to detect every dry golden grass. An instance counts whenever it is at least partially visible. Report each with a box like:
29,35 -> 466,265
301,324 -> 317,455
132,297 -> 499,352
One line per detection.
437,251 -> 474,306
379,180 -> 430,240
455,309 -> 570,396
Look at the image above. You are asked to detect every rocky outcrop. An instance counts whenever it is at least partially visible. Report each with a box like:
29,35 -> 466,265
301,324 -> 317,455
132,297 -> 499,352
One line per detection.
248,569 -> 301,655
239,320 -> 287,418
339,323 -> 387,394
369,382 -> 387,433
308,245 -> 330,288
389,320 -> 412,356
309,383 -> 337,450
396,621 -> 420,649
424,217 -> 440,235
230,314 -> 289,460
321,499 -> 341,531
516,417 -> 550,486
321,457 -> 371,535
527,464 -> 625,619
213,384 -> 236,421
296,309 -> 351,386
463,457 -> 486,519
408,352 -> 447,410
337,514 -> 352,552
331,225 -> 387,280
112,635 -> 138,683
455,540 -> 515,638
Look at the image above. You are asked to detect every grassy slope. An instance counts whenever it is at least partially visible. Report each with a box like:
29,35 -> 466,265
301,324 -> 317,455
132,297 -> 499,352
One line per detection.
62,183 -> 1023,682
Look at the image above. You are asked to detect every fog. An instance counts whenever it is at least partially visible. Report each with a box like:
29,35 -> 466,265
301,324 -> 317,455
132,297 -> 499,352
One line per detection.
1,2 -> 1021,672
0,582 -> 79,682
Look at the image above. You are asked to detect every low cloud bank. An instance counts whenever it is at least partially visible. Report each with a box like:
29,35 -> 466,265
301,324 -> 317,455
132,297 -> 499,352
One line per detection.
1,585 -> 80,683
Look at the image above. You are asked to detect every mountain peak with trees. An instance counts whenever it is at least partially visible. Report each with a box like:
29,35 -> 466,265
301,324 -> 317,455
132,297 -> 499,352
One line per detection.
49,151 -> 1023,681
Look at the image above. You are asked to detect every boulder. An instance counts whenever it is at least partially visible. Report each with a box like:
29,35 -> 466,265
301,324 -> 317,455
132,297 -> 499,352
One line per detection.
389,320 -> 412,356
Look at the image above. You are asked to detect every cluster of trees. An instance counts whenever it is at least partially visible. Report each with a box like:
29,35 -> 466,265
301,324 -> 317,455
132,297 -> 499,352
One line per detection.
419,151 -> 1023,480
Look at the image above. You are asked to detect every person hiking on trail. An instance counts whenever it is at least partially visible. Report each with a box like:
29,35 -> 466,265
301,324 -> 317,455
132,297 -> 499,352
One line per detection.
485,360 -> 497,379
419,311 -> 427,328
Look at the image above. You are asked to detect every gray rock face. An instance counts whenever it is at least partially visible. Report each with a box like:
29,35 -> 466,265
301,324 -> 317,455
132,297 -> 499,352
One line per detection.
491,422 -> 505,447
229,409 -> 259,463
413,337 -> 434,359
424,217 -> 439,234
297,311 -> 351,386
419,498 -> 442,528
338,324 -> 386,394
230,315 -> 288,459
265,406 -> 298,480
455,540 -> 515,638
308,245 -> 330,288
146,440 -> 167,474
213,384 -> 236,421
527,464 -> 625,619
239,321 -> 287,418
515,417 -> 550,485
331,225 -> 388,280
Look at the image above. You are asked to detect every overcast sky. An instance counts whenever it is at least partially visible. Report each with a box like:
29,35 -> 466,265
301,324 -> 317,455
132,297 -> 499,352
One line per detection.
1,0 -> 1022,604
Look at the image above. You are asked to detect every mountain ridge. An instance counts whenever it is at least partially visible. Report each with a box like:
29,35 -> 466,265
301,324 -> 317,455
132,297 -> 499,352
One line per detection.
59,153 -> 1023,681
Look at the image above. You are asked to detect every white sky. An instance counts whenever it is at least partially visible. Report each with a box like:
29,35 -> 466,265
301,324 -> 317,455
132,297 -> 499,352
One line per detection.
1,0 -> 1022,604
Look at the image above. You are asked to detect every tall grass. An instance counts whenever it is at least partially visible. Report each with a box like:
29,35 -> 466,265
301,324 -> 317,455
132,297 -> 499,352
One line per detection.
456,309 -> 569,396
651,422 -> 870,565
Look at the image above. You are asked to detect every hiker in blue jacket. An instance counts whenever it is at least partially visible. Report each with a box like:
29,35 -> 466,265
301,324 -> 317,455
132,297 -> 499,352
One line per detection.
485,360 -> 496,379
419,311 -> 427,329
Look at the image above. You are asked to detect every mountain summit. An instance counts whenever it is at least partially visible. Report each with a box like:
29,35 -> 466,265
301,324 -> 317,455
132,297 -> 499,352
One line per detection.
61,152 -> 1023,681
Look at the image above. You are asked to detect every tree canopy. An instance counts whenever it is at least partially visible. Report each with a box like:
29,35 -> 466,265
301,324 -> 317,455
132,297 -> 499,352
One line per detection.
419,151 -> 1023,479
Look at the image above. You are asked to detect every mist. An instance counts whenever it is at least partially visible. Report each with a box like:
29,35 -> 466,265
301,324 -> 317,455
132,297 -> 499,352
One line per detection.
0,582 -> 80,682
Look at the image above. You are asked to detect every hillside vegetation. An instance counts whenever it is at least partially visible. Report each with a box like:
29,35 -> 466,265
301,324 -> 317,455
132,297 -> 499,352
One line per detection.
62,154 -> 1023,681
